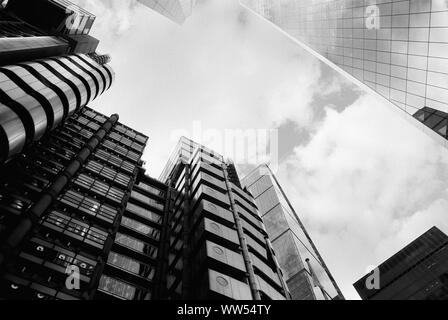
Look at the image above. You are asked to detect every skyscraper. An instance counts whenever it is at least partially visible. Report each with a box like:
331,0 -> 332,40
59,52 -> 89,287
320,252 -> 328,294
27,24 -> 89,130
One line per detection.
137,0 -> 198,25
0,0 -> 289,301
0,131 -> 292,300
240,0 -> 448,147
0,0 -> 114,163
1,0 -> 100,66
0,53 -> 114,163
159,137 -> 290,300
353,226 -> 448,300
0,106 -> 152,300
241,164 -> 343,300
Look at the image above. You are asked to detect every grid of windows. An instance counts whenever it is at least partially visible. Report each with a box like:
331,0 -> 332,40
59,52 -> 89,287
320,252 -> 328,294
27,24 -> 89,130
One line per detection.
59,190 -> 118,225
414,106 -> 448,138
242,165 -> 342,300
107,252 -> 155,280
94,149 -> 136,174
109,131 -> 145,153
126,202 -> 162,223
120,216 -> 161,239
103,139 -> 141,162
98,275 -> 138,299
84,160 -> 131,188
40,210 -> 108,249
114,124 -> 147,144
242,0 -> 448,141
130,190 -> 164,211
73,173 -> 125,205
136,182 -> 166,197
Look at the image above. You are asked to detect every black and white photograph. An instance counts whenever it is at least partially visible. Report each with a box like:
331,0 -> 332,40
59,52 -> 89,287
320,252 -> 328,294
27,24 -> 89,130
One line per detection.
0,0 -> 447,314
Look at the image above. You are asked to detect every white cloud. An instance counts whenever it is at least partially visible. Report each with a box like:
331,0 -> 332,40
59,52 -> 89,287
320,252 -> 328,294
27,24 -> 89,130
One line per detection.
73,0 -> 334,176
276,92 -> 448,299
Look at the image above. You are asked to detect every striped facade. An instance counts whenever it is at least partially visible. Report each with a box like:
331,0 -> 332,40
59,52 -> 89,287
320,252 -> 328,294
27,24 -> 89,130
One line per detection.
0,53 -> 114,163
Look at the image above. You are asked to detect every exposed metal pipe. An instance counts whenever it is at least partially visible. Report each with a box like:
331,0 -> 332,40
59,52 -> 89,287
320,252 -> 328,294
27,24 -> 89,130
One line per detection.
221,162 -> 261,300
0,113 -> 119,269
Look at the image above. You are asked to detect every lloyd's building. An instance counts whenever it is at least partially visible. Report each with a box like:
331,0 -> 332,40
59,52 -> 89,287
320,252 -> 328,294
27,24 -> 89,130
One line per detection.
0,0 -> 114,164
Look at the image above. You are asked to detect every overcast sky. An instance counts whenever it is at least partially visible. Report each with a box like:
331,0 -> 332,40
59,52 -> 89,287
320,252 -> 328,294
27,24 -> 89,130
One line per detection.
72,0 -> 448,299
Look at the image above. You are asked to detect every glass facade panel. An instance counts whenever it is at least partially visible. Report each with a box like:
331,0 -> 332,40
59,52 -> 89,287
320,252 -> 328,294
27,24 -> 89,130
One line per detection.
241,0 -> 448,145
242,165 -> 343,300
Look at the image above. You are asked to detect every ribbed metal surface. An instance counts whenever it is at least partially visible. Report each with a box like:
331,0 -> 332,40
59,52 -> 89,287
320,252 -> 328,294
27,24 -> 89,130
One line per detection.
0,54 -> 114,163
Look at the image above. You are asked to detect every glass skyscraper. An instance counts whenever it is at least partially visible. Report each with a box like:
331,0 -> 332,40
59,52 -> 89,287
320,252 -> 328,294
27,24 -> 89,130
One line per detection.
240,0 -> 448,147
354,226 -> 448,300
137,0 -> 197,25
242,164 -> 343,300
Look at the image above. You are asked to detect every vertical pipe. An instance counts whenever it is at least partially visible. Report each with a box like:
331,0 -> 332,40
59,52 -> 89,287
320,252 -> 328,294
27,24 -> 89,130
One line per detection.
221,163 -> 261,300
0,113 -> 119,269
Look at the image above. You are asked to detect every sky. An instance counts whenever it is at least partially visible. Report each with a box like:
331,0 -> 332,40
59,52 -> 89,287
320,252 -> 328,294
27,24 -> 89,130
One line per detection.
71,0 -> 448,299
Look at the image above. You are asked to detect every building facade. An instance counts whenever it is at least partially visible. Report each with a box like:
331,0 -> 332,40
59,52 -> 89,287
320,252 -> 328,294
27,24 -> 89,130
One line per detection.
0,132 -> 292,300
159,137 -> 290,300
0,106 -> 151,299
0,53 -> 114,163
1,0 -> 101,66
242,164 -> 343,300
240,0 -> 448,147
137,0 -> 197,25
354,226 -> 448,300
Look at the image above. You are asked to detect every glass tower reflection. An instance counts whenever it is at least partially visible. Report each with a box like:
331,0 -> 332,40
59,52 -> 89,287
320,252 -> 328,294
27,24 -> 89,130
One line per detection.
241,0 -> 448,147
242,164 -> 344,300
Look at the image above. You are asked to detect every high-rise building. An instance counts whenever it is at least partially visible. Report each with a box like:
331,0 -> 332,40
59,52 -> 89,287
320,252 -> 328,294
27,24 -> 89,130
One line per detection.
353,226 -> 448,300
0,106 -> 152,300
159,137 -> 290,300
1,0 -> 100,66
241,164 -> 343,300
0,132 -> 292,300
137,0 -> 197,25
0,0 -> 114,163
0,53 -> 114,164
240,0 -> 448,147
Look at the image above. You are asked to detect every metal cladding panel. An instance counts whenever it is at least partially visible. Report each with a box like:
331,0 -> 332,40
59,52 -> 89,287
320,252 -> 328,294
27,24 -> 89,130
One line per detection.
205,240 -> 246,273
203,218 -> 240,247
0,54 -> 114,163
208,269 -> 252,300
193,199 -> 235,226
256,275 -> 286,300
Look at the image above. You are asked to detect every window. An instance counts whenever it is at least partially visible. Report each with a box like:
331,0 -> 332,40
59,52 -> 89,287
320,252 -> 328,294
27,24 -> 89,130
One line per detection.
130,191 -> 164,210
126,202 -> 162,222
107,252 -> 155,279
73,173 -> 125,205
103,139 -> 141,162
98,275 -> 137,300
41,210 -> 108,249
136,182 -> 165,198
120,216 -> 160,239
115,233 -> 158,258
84,160 -> 131,188
94,149 -> 135,173
59,190 -> 118,225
